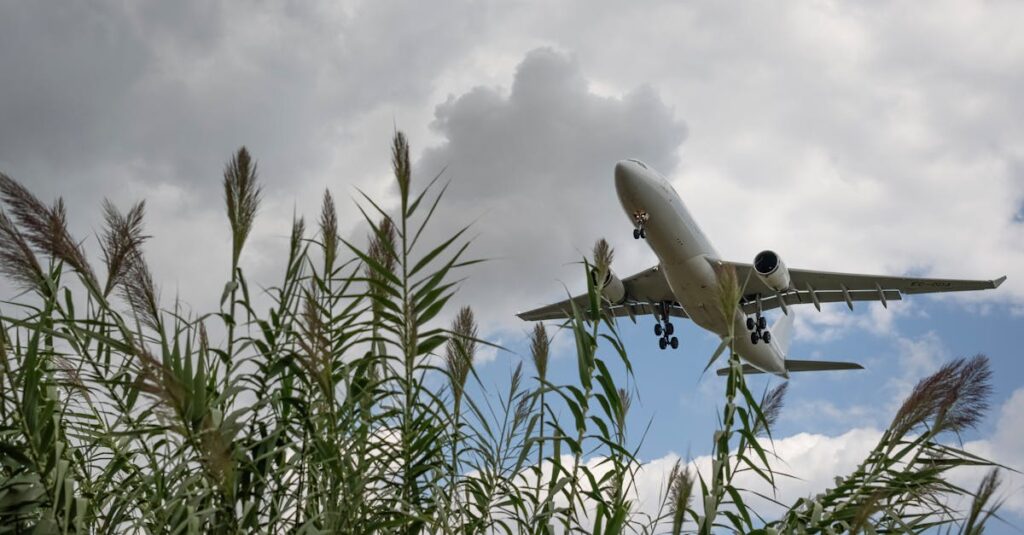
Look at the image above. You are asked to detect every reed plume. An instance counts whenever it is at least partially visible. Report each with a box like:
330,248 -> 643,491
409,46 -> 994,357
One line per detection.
890,354 -> 991,437
753,382 -> 788,437
121,250 -> 161,331
0,174 -> 96,286
320,189 -> 339,273
100,199 -> 148,297
530,323 -> 549,381
667,460 -> 694,535
223,147 -> 262,269
446,306 -> 477,408
392,132 -> 411,201
0,208 -> 44,291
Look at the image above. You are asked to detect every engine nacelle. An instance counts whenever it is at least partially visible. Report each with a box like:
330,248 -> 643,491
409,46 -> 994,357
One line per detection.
590,268 -> 626,304
753,250 -> 792,292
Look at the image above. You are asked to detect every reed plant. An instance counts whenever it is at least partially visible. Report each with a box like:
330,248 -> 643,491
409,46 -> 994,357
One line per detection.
0,132 -> 1007,533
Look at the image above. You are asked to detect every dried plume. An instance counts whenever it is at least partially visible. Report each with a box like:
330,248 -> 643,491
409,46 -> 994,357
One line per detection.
964,468 -> 1003,533
289,216 -> 306,261
445,306 -> 477,407
753,382 -> 788,437
100,200 -> 149,297
616,387 -> 632,435
530,323 -> 550,382
366,217 -> 396,275
366,217 -> 397,316
0,208 -> 44,291
223,147 -> 262,269
121,251 -> 161,331
667,460 -> 694,535
319,189 -> 338,273
890,354 -> 992,438
299,286 -> 329,380
593,238 -> 614,277
0,174 -> 96,286
713,264 -> 742,327
392,131 -> 411,199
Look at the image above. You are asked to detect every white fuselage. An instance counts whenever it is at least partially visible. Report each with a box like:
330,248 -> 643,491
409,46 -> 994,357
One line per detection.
614,159 -> 787,375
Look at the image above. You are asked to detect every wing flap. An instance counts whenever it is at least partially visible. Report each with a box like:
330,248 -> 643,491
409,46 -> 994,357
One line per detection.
716,359 -> 864,376
517,264 -> 683,321
517,300 -> 687,321
740,289 -> 903,315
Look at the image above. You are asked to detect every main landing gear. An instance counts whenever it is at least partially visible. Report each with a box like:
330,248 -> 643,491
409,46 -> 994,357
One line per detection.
746,313 -> 771,344
655,302 -> 679,350
632,210 -> 649,240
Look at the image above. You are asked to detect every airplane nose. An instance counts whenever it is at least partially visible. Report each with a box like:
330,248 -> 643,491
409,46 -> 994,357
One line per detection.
614,160 -> 637,195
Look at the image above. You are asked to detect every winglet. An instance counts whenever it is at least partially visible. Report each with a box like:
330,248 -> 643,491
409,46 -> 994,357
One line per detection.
993,275 -> 1007,288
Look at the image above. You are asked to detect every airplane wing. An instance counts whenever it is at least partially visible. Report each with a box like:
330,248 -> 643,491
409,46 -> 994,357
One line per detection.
517,265 -> 686,321
716,259 -> 1006,314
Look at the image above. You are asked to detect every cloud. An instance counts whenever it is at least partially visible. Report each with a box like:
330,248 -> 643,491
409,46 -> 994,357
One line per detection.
492,1 -> 1024,306
415,48 -> 686,332
600,387 -> 1024,528
0,0 -> 496,312
792,301 -> 916,343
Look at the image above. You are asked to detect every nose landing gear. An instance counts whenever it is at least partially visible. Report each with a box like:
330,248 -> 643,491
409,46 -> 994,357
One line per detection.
632,210 -> 649,239
656,301 -> 679,350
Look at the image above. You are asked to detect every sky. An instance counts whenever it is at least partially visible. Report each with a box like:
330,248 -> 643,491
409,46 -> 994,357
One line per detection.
1,0 -> 1023,530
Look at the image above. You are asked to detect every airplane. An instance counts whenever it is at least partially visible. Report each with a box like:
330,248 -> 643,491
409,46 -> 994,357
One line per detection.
517,159 -> 1007,378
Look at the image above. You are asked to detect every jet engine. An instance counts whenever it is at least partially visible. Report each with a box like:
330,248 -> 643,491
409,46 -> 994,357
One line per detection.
590,268 -> 626,304
753,250 -> 792,292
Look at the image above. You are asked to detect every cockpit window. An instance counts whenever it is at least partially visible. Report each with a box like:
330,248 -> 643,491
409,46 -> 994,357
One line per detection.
627,158 -> 648,169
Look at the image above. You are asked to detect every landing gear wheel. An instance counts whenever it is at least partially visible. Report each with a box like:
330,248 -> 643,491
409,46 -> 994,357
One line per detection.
750,332 -> 759,344
670,337 -> 679,349
654,324 -> 663,336
659,337 -> 668,350
665,322 -> 674,335
639,228 -> 646,239
762,331 -> 771,344
633,228 -> 640,240
757,316 -> 767,330
746,317 -> 755,331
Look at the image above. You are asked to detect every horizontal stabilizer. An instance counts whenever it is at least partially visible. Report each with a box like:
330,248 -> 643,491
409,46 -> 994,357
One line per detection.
716,359 -> 864,376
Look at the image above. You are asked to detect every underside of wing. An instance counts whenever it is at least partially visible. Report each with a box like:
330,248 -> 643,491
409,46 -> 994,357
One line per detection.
715,259 -> 1005,314
716,359 -> 864,376
517,265 -> 686,321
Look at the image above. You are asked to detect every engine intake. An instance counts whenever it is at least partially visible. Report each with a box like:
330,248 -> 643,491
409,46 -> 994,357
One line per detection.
590,268 -> 626,304
753,250 -> 791,292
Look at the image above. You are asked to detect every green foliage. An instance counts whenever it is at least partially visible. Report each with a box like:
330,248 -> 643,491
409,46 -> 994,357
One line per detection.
0,134 -> 1006,534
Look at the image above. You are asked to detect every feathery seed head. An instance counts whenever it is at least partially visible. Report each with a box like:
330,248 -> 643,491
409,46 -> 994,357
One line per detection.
592,238 -> 614,281
319,189 -> 338,272
0,174 -> 96,286
446,306 -> 477,407
891,354 -> 991,437
754,382 -> 788,437
530,323 -> 550,381
0,208 -> 44,291
366,217 -> 397,318
616,387 -> 632,434
713,264 -> 742,326
392,131 -> 411,199
223,147 -> 262,269
100,200 -> 149,297
120,250 -> 161,331
289,216 -> 306,261
667,460 -> 694,535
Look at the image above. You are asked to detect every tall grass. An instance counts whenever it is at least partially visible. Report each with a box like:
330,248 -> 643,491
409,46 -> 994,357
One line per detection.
0,134 -> 1006,534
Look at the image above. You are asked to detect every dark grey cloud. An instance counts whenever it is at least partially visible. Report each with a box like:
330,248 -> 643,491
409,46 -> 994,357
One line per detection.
0,0 -> 491,310
416,48 -> 686,331
0,0 -> 485,198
